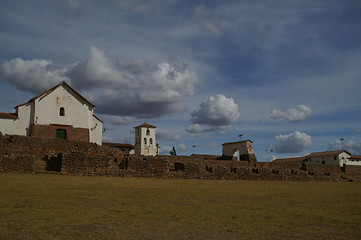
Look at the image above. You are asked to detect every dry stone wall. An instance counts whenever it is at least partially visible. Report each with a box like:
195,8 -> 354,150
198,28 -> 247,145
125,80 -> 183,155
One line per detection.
0,150 -> 34,173
1,134 -> 360,181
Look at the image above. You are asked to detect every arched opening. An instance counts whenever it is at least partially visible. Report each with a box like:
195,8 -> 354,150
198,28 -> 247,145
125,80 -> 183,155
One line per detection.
232,149 -> 241,161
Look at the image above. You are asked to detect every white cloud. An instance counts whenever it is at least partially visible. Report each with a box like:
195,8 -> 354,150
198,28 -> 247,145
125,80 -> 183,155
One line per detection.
0,58 -> 69,93
159,145 -> 172,155
191,94 -> 240,126
156,129 -> 180,140
185,124 -> 204,138
186,94 -> 239,136
274,131 -> 312,153
328,139 -> 361,155
67,46 -> 130,89
178,143 -> 187,151
269,105 -> 312,122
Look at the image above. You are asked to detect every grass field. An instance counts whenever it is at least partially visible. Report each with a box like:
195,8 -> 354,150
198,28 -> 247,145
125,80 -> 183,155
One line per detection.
0,174 -> 360,240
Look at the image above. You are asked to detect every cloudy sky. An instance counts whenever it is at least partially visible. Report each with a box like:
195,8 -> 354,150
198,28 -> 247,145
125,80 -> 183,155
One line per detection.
1,0 -> 360,161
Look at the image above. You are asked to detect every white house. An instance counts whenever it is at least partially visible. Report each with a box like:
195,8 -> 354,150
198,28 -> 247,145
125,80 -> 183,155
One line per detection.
134,123 -> 157,156
305,150 -> 351,166
0,81 -> 103,145
103,142 -> 134,155
345,155 -> 361,166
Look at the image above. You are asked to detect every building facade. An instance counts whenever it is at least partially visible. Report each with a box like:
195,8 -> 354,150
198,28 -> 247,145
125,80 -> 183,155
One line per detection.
305,150 -> 351,166
273,150 -> 360,167
103,142 -> 134,155
134,123 -> 157,156
0,81 -> 102,145
222,140 -> 257,166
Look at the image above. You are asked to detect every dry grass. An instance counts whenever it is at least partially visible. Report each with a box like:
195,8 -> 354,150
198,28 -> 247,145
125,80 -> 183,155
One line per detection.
0,174 -> 360,240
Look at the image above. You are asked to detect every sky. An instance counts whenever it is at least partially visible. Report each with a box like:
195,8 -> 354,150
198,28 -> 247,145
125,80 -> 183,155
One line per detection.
0,0 -> 360,161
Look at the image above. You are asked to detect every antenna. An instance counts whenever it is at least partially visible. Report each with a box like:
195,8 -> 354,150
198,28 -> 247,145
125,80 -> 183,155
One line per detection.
340,138 -> 344,150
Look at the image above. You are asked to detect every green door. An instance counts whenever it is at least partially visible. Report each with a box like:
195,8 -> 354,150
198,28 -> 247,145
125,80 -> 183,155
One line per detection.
56,129 -> 66,140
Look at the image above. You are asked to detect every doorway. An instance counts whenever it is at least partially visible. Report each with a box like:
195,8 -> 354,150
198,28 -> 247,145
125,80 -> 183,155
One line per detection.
56,129 -> 67,140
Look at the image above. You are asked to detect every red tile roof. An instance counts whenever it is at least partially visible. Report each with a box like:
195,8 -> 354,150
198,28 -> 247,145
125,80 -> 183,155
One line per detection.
134,123 -> 156,128
272,156 -> 307,164
0,112 -> 18,119
103,142 -> 134,149
307,150 -> 351,157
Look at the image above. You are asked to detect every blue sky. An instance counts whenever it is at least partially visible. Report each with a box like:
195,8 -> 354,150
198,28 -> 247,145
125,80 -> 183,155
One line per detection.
0,0 -> 360,161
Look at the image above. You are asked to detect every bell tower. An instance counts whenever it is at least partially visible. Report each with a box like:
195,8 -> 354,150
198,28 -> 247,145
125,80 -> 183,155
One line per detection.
134,123 -> 157,156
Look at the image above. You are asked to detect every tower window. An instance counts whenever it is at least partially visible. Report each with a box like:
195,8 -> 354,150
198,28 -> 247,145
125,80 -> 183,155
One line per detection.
150,138 -> 153,145
59,107 -> 65,116
146,129 -> 150,136
144,138 -> 147,144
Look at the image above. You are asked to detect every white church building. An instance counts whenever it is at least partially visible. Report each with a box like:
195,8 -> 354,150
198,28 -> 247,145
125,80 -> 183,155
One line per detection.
0,81 -> 103,145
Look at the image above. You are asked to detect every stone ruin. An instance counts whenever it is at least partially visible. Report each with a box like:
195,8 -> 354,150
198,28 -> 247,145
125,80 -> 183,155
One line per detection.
1,135 -> 361,181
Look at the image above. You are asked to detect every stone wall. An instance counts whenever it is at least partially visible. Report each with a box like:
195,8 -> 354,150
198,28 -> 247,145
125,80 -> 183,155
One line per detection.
2,134 -> 123,158
60,152 -> 123,176
1,134 -> 360,181
0,150 -> 34,173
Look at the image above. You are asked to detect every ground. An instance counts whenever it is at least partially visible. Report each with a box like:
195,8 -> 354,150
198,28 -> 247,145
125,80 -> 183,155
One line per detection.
0,174 -> 360,240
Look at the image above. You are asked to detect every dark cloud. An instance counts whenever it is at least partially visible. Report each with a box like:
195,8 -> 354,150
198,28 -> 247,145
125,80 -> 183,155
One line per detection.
156,129 -> 180,140
0,46 -> 199,119
0,58 -> 69,93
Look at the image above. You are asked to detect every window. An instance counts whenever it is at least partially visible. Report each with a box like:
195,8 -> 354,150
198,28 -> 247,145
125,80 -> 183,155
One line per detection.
144,138 -> 147,144
150,138 -> 153,145
59,107 -> 65,116
146,129 -> 150,136
322,161 -> 325,165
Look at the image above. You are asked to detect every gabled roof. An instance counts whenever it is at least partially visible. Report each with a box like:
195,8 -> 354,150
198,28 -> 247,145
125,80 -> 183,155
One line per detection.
103,142 -> 135,149
16,81 -> 95,109
307,150 -> 351,157
134,123 -> 157,128
0,112 -> 18,119
93,114 -> 103,123
272,156 -> 307,164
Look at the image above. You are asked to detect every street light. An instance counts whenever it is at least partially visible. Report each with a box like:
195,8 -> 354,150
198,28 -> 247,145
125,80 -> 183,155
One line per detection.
340,138 -> 344,150
239,134 -> 242,141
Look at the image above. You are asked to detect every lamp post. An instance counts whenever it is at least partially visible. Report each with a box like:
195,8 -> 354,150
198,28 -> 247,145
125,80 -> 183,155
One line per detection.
340,138 -> 344,150
239,134 -> 242,141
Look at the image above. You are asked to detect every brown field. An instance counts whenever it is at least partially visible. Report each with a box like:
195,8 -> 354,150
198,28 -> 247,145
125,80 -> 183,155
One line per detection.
0,174 -> 360,240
